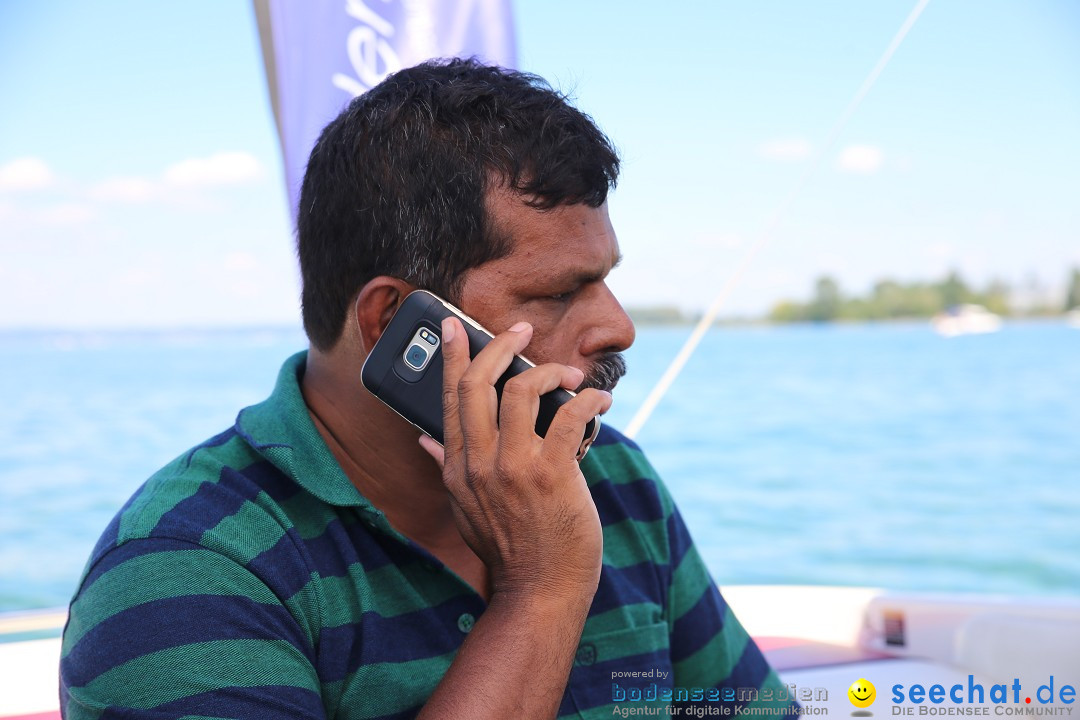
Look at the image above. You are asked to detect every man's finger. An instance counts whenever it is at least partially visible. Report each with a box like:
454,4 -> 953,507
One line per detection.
418,433 -> 445,470
541,388 -> 612,463
439,317 -> 468,466
498,363 -> 585,448
455,321 -> 533,455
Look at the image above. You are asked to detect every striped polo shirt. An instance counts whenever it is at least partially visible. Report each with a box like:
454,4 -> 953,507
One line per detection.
60,351 -> 797,719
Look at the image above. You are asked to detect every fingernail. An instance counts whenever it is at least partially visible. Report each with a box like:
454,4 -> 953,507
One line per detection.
441,318 -> 456,343
509,321 -> 531,333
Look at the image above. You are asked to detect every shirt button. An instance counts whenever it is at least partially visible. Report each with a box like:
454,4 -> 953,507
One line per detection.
575,643 -> 596,666
457,613 -> 475,633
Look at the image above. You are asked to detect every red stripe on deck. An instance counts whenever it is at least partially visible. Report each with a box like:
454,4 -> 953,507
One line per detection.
754,636 -> 809,651
755,636 -> 893,671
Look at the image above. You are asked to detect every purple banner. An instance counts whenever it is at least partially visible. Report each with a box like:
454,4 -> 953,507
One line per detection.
254,0 -> 517,222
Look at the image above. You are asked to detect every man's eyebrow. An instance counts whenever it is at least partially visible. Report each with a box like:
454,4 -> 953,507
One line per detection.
551,253 -> 623,285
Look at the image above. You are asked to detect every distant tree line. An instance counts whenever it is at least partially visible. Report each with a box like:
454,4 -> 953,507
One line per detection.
769,268 -> 1080,323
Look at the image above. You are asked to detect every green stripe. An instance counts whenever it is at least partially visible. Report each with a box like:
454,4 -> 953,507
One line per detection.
323,651 -> 455,718
277,492 -> 347,539
199,494 -> 288,563
70,639 -> 316,709
672,604 -> 749,687
669,543 -> 713,622
116,434 -> 257,542
62,547 -> 279,656
303,562 -> 471,628
602,516 -> 669,569
582,441 -> 659,486
582,601 -> 664,637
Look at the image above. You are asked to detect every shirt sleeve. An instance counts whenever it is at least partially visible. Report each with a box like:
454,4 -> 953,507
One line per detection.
663,488 -> 800,717
60,536 -> 327,720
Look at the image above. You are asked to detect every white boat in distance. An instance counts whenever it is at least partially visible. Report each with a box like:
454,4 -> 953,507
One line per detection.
932,304 -> 1003,337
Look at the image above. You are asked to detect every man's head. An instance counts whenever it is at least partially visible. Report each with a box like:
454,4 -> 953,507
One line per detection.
297,58 -> 633,391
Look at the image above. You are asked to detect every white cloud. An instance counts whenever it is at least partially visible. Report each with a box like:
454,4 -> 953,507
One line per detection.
836,145 -> 883,174
759,138 -> 812,162
89,177 -> 157,203
0,201 -> 97,229
117,265 -> 163,288
0,157 -> 54,191
39,203 -> 97,226
164,152 -> 262,187
926,242 -> 955,259
224,251 -> 260,272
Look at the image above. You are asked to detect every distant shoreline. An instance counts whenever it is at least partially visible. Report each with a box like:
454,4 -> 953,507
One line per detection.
1,313 -> 1077,335
624,308 -> 1076,328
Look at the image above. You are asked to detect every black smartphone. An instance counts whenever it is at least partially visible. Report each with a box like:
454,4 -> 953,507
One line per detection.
361,289 -> 600,461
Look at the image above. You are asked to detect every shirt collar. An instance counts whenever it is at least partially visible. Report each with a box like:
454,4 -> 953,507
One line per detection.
235,350 -> 376,510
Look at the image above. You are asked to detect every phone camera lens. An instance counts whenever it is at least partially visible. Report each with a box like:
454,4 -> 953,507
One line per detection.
405,344 -> 429,370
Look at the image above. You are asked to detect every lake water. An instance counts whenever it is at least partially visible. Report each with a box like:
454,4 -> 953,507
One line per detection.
1,321 -> 1077,611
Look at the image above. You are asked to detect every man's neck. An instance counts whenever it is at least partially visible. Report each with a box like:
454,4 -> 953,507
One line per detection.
300,346 -> 458,549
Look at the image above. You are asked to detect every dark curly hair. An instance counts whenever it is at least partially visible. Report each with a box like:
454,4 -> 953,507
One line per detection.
297,58 -> 620,351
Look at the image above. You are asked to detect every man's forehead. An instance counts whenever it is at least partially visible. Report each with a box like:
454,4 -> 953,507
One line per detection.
495,224 -> 621,280
486,192 -> 619,269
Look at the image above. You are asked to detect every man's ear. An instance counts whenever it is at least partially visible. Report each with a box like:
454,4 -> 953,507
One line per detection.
353,277 -> 417,355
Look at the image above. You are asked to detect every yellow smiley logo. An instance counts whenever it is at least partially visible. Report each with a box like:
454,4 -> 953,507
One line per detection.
848,678 -> 876,708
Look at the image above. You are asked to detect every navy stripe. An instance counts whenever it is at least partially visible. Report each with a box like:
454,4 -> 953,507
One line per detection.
317,594 -> 482,682
361,522 -> 441,572
590,561 -> 665,617
592,477 -> 666,525
150,685 -> 325,720
90,508 -> 125,560
670,585 -> 727,662
226,459 -> 304,505
368,706 -> 425,720
557,688 -> 576,718
63,594 -> 313,687
569,645 -> 674,711
725,634 -> 773,695
593,424 -> 641,451
295,517 -> 362,578
667,507 -> 695,571
246,528 -> 317,601
152,470 -> 253,539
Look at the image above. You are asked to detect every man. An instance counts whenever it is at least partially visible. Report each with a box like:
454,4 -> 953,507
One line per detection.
61,59 -> 797,719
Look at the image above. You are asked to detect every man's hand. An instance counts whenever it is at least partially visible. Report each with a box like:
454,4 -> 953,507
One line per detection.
416,316 -> 612,719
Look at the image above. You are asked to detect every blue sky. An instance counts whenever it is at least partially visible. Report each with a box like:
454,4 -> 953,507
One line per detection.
0,0 -> 1077,328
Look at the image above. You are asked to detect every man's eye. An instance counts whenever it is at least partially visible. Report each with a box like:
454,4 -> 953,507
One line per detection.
548,291 -> 574,302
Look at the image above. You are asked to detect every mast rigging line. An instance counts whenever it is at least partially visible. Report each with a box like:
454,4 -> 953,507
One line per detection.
624,0 -> 932,441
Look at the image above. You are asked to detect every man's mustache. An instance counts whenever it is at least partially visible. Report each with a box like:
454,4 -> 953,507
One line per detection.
576,352 -> 627,394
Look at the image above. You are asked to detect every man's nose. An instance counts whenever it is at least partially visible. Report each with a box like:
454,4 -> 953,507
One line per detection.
583,282 -> 636,356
